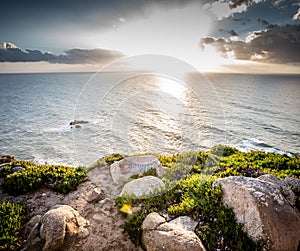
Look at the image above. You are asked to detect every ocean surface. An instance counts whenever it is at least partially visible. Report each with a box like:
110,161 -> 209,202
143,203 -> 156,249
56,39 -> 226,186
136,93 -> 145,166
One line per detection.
0,72 -> 299,166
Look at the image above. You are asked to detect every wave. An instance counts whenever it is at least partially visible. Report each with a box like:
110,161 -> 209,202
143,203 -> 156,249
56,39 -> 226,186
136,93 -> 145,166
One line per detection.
238,138 -> 294,156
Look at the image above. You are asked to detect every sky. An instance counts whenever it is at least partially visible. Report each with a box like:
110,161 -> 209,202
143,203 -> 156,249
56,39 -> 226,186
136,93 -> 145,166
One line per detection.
0,0 -> 300,73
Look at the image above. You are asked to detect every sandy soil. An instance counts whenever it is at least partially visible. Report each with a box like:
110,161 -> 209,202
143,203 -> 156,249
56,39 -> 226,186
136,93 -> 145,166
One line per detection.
0,164 -> 142,251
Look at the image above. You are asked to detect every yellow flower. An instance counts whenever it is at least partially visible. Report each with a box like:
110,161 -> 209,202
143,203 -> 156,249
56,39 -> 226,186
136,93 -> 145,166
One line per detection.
120,204 -> 132,215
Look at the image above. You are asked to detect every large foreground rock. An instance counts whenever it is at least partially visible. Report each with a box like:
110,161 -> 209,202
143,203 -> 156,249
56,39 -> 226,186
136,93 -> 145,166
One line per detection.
110,155 -> 166,184
214,176 -> 300,251
120,176 -> 165,198
142,212 -> 206,251
22,205 -> 89,251
258,174 -> 296,206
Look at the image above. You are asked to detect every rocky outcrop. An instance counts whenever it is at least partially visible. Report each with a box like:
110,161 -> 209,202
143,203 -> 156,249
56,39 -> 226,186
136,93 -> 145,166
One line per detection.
22,205 -> 90,251
0,153 -> 14,164
87,187 -> 105,203
110,155 -> 167,185
285,176 -> 300,190
141,212 -> 206,251
69,120 -> 88,126
169,216 -> 198,231
69,120 -> 88,129
120,176 -> 165,198
258,174 -> 296,206
214,176 -> 300,251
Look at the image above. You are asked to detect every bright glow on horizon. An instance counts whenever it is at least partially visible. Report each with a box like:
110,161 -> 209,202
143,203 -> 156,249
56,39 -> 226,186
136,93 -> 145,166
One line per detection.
90,3 -> 214,71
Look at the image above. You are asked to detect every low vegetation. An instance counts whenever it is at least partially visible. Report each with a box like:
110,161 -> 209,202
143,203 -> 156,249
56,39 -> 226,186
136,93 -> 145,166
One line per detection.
0,201 -> 24,251
116,145 -> 300,250
0,161 -> 87,195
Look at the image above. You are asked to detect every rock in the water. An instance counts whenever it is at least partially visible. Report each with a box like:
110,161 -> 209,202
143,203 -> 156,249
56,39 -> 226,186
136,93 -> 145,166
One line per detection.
214,176 -> 300,251
69,120 -> 88,126
142,212 -> 206,251
110,155 -> 167,184
0,153 -> 14,164
120,176 -> 165,198
22,205 -> 90,251
169,216 -> 198,232
87,187 -> 105,203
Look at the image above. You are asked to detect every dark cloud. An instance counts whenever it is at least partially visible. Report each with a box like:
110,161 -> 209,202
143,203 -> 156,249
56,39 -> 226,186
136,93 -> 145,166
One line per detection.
228,0 -> 261,9
210,0 -> 300,40
0,43 -> 124,64
51,49 -> 124,64
200,25 -> 300,63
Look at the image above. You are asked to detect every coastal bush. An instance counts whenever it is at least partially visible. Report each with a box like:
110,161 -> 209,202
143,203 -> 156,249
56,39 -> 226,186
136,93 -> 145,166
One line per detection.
102,153 -> 124,164
216,151 -> 300,178
2,161 -> 87,195
116,146 -> 299,250
130,168 -> 158,180
210,145 -> 238,157
0,201 -> 24,251
117,173 -> 261,250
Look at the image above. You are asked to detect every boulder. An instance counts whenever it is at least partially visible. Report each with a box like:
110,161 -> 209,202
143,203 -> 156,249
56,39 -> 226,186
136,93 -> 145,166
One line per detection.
214,176 -> 300,251
120,176 -> 165,198
22,205 -> 89,251
284,176 -> 300,190
11,166 -> 24,173
40,205 -> 89,251
142,212 -> 206,251
23,215 -> 41,237
87,187 -> 105,203
169,216 -> 198,231
0,153 -> 14,164
69,120 -> 88,126
110,155 -> 167,184
258,174 -> 296,206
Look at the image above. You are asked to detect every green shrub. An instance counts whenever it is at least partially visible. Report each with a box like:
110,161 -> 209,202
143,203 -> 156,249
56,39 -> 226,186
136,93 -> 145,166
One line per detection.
102,153 -> 124,164
0,201 -> 24,251
2,161 -> 87,195
210,145 -> 239,157
115,146 -> 300,250
130,168 -> 158,180
216,151 -> 300,179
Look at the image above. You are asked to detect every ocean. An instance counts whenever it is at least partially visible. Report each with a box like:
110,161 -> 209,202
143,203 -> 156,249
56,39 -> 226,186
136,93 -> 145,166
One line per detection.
0,72 -> 299,166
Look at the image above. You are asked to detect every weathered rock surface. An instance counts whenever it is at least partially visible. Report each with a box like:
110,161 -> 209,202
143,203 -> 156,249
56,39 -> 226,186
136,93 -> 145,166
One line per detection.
22,205 -> 90,251
22,215 -> 41,238
214,176 -> 300,251
142,212 -> 206,251
169,216 -> 198,231
110,155 -> 167,184
120,176 -> 165,198
285,176 -> 300,190
87,187 -> 105,203
11,166 -> 24,173
69,120 -> 88,126
40,205 -> 90,251
258,174 -> 296,206
0,153 -> 14,164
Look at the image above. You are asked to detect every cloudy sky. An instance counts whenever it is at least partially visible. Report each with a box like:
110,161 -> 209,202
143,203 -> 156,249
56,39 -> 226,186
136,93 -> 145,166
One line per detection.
0,0 -> 299,73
